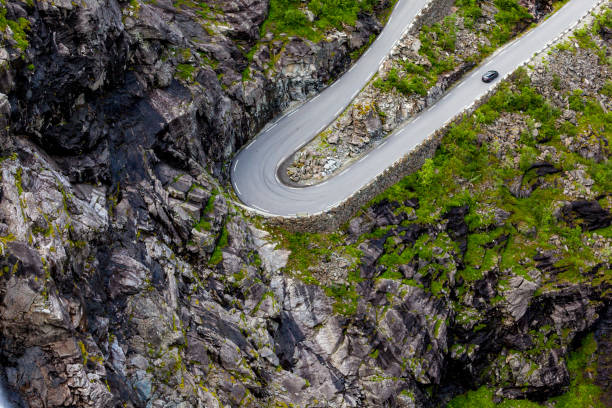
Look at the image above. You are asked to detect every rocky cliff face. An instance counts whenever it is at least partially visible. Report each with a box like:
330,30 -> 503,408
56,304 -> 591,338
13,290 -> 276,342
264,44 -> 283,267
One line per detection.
0,0 -> 610,407
1,0 -> 386,183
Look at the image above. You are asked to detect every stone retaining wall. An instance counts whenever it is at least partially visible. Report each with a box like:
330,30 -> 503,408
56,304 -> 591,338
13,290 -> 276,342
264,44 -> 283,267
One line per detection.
236,0 -> 609,233
408,0 -> 456,35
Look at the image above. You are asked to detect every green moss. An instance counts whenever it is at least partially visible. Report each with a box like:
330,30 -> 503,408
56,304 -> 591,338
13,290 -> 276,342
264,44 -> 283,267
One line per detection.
271,227 -> 343,273
173,0 -> 213,19
193,216 -> 211,232
241,66 -> 251,82
78,340 -> 89,366
208,224 -> 229,265
14,167 -> 23,196
175,63 -> 197,82
0,9 -> 31,52
378,269 -> 403,280
325,283 -> 359,315
261,0 -> 380,42
203,188 -> 218,214
550,333 -> 604,408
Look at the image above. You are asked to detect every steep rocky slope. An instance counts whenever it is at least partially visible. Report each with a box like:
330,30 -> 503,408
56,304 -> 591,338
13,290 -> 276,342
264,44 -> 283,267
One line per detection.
0,0 -> 388,183
0,0 -> 610,407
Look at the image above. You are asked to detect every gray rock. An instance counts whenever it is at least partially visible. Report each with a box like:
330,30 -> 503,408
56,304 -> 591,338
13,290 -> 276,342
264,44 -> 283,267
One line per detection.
505,276 -> 539,321
108,251 -> 149,299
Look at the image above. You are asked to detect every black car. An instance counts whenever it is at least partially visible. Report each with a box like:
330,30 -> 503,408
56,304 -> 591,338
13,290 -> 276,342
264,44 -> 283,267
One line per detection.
482,70 -> 499,83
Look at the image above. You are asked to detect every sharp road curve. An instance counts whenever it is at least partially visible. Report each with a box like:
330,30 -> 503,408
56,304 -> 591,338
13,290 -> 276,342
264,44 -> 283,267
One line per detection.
231,0 -> 601,217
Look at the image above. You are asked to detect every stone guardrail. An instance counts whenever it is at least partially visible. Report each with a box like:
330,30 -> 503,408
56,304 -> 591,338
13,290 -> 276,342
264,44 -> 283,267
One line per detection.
236,0 -> 609,233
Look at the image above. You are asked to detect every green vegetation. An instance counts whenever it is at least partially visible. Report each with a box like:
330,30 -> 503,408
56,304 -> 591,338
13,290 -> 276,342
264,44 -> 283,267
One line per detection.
489,0 -> 532,46
550,334 -> 604,407
0,6 -> 31,52
173,0 -> 213,19
374,65 -> 434,97
209,224 -> 229,265
271,229 -> 343,274
175,63 -> 197,82
193,189 -> 218,232
447,334 -> 604,407
270,227 -> 363,315
14,167 -> 23,196
261,0 -> 380,42
601,80 -> 612,98
193,216 -> 211,232
370,64 -> 611,289
375,0 -> 534,97
203,188 -> 218,214
325,283 -> 359,315
276,20 -> 611,313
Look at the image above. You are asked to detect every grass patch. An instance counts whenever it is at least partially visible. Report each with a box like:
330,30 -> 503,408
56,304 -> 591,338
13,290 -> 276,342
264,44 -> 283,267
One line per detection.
261,0 -> 381,42
375,0 -> 533,97
0,8 -> 30,52
175,64 -> 197,82
209,224 -> 229,266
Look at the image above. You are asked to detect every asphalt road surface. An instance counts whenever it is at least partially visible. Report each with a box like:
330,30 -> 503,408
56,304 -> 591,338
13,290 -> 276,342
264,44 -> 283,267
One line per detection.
231,0 -> 601,217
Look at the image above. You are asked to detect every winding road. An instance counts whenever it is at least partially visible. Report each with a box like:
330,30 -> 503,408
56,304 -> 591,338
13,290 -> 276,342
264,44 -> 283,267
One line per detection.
231,0 -> 602,217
